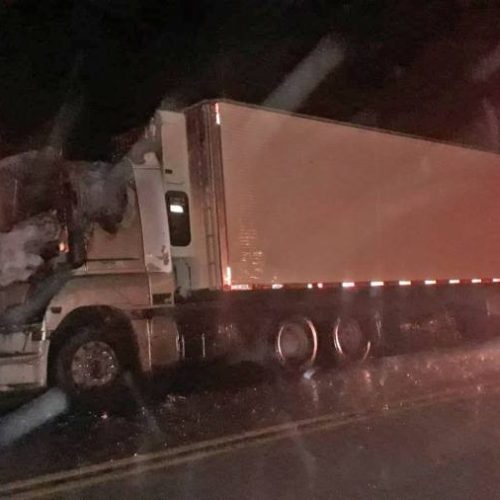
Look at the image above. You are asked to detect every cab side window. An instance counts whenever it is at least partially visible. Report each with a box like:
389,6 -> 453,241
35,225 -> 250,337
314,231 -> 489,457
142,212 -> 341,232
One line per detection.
165,191 -> 191,246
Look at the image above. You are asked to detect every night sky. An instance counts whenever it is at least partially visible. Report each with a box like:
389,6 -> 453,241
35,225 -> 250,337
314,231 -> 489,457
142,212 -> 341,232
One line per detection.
0,0 -> 499,161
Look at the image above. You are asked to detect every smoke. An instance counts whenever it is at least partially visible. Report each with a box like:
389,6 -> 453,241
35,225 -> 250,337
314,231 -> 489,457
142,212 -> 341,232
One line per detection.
71,160 -> 132,233
0,128 -> 154,290
0,211 -> 61,288
0,52 -> 144,306
0,150 -> 135,292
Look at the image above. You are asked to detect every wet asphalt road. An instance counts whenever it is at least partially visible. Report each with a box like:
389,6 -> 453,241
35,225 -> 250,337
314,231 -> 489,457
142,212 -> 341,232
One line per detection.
52,389 -> 500,500
3,339 -> 500,497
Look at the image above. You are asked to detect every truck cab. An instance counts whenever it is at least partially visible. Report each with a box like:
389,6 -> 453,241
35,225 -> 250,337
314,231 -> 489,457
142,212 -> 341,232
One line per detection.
0,116 -> 187,396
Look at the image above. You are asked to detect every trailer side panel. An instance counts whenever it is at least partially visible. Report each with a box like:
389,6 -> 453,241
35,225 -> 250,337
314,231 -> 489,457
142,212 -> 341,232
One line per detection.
213,101 -> 500,286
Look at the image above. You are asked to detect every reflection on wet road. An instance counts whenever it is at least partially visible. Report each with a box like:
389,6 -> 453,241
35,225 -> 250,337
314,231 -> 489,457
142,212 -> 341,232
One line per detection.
2,338 -> 500,492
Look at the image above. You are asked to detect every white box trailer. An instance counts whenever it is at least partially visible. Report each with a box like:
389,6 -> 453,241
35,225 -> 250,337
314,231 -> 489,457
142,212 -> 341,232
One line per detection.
185,101 -> 500,290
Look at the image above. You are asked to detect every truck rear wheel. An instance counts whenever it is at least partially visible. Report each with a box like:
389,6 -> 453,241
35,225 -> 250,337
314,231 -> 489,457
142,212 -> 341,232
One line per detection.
331,316 -> 372,364
273,316 -> 318,373
52,326 -> 128,399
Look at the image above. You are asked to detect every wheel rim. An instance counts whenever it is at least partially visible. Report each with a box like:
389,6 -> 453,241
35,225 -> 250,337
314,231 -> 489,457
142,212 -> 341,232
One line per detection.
70,341 -> 120,389
275,318 -> 318,369
333,318 -> 371,361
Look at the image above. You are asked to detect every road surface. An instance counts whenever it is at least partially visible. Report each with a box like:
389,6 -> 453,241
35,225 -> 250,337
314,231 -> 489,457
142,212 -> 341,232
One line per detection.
3,339 -> 500,498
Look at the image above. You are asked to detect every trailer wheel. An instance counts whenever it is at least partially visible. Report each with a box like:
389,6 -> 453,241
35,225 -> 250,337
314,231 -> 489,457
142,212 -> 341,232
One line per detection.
331,317 -> 372,364
52,326 -> 128,399
274,316 -> 318,372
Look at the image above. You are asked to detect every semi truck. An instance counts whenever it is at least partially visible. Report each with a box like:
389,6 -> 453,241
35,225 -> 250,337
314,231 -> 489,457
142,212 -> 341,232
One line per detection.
2,99 -> 500,398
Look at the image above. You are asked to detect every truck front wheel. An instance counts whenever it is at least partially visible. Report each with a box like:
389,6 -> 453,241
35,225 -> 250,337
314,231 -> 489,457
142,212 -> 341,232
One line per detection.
52,327 -> 128,399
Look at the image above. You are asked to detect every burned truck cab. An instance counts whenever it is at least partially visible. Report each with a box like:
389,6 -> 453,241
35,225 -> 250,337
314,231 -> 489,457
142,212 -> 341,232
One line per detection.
0,139 -> 180,394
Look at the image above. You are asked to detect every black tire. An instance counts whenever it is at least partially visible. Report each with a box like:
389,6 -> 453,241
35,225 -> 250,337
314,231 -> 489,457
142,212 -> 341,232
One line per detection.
52,326 -> 129,400
272,316 -> 318,374
330,316 -> 372,365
